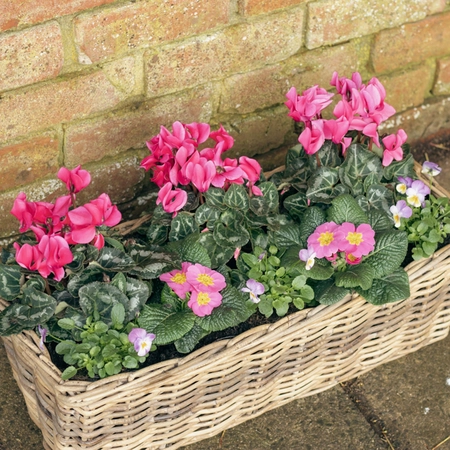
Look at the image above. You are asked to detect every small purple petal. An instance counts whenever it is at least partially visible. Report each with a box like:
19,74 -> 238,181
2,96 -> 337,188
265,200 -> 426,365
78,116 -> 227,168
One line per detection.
422,161 -> 442,176
128,328 -> 148,344
38,325 -> 47,351
246,279 -> 265,295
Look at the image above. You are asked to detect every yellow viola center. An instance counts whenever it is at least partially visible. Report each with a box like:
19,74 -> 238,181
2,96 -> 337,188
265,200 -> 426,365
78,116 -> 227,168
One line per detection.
408,194 -> 420,206
197,292 -> 211,305
346,232 -> 363,246
140,341 -> 149,350
318,231 -> 334,247
171,273 -> 187,285
197,273 -> 214,286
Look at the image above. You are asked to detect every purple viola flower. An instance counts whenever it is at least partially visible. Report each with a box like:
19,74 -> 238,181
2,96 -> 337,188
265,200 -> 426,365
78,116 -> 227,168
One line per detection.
241,279 -> 265,304
390,200 -> 413,228
406,180 -> 431,208
396,176 -> 413,194
299,247 -> 316,270
128,328 -> 156,357
38,325 -> 47,351
422,161 -> 442,177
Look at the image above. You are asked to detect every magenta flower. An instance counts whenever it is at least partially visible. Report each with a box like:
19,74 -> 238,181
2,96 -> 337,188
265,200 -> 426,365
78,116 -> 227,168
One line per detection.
239,156 -> 262,183
58,166 -> 91,193
241,279 -> 265,303
128,328 -> 155,357
298,120 -> 325,155
337,223 -> 375,258
285,85 -> 334,123
186,264 -> 226,293
381,129 -> 407,167
422,161 -> 442,177
330,71 -> 363,99
188,290 -> 223,317
345,253 -> 362,265
156,182 -> 188,216
307,222 -> 341,258
390,200 -> 413,228
299,248 -> 316,270
406,180 -> 430,207
159,262 -> 193,299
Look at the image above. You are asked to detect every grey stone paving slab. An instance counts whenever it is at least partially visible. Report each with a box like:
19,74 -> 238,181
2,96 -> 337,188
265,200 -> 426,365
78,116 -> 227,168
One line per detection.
181,387 -> 387,450
0,341 -> 43,450
359,334 -> 450,450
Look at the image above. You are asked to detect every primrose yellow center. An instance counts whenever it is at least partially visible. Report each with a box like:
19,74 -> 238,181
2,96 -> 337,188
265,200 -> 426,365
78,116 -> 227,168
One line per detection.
347,254 -> 358,262
197,292 -> 211,305
318,231 -> 334,247
171,273 -> 187,285
346,232 -> 363,246
197,273 -> 214,286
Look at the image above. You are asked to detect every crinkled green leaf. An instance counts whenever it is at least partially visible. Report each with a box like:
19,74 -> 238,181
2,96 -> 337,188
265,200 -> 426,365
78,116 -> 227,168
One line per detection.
335,264 -> 375,290
368,209 -> 394,233
298,207 -> 327,246
314,279 -> 350,305
283,191 -> 308,220
174,322 -> 207,354
269,224 -> 302,248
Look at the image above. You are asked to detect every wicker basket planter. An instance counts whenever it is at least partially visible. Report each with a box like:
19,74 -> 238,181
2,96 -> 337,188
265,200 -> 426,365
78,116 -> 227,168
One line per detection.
2,242 -> 450,449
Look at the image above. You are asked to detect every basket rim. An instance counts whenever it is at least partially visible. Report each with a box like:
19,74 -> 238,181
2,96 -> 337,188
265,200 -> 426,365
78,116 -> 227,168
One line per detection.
2,242 -> 450,393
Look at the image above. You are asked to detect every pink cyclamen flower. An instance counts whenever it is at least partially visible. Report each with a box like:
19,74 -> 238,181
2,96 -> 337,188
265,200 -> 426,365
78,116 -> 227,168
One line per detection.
159,262 -> 193,299
330,71 -> 363,99
299,248 -> 316,270
390,200 -> 413,228
188,290 -> 223,317
337,223 -> 375,258
406,180 -> 430,208
422,161 -> 442,177
239,156 -> 262,183
298,120 -> 325,155
156,182 -> 188,216
285,86 -> 334,123
241,279 -> 265,303
381,129 -> 407,167
186,264 -> 226,293
307,222 -> 341,259
128,328 -> 155,357
57,166 -> 91,193
10,192 -> 36,232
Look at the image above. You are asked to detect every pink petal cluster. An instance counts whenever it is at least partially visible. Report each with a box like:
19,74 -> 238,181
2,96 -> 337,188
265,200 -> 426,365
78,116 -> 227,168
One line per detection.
382,129 -> 407,166
303,221 -> 375,265
159,262 -> 226,317
10,166 -> 122,280
286,72 -> 398,158
140,122 -> 263,215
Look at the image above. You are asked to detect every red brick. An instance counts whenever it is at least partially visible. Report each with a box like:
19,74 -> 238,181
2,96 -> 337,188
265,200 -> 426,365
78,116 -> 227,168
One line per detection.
74,0 -> 229,64
220,66 -> 286,114
0,0 -> 117,32
146,8 -> 304,96
307,0 -> 445,50
224,108 -> 293,158
238,0 -> 308,15
380,64 -> 434,113
0,71 -> 129,142
0,134 -> 60,190
64,84 -> 217,166
373,11 -> 450,73
0,22 -> 63,92
434,57 -> 450,95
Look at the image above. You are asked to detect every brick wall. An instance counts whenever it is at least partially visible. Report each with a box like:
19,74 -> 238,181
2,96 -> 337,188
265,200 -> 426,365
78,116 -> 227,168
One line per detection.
1,0 -> 450,240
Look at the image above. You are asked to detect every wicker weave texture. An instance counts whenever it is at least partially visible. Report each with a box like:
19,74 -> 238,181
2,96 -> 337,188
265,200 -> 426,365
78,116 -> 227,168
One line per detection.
2,243 -> 450,449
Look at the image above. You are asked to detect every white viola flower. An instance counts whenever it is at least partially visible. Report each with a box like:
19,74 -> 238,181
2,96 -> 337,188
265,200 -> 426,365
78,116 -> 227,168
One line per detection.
390,200 -> 413,228
299,248 -> 316,270
241,279 -> 265,304
422,161 -> 442,177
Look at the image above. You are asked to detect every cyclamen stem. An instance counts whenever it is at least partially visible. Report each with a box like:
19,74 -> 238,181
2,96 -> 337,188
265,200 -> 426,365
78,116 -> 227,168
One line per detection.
70,190 -> 77,209
45,279 -> 52,296
315,153 -> 321,168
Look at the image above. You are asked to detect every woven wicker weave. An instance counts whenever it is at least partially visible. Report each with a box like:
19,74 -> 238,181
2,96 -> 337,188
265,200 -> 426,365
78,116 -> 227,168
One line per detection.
1,163 -> 450,449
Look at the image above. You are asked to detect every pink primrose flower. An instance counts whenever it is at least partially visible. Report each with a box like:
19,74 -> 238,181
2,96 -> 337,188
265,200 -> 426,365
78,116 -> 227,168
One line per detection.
241,279 -> 265,303
156,182 -> 188,216
186,264 -> 226,293
381,129 -> 407,167
128,328 -> 155,357
406,180 -> 430,208
390,200 -> 413,228
159,262 -> 193,299
299,247 -> 316,270
337,222 -> 375,258
307,222 -> 341,258
298,120 -> 325,155
58,166 -> 91,193
188,290 -> 223,317
345,253 -> 362,265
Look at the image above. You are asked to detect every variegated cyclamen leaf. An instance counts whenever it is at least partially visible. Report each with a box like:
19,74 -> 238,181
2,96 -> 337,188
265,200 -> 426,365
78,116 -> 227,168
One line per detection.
198,232 -> 236,268
111,272 -> 127,293
223,184 -> 250,210
125,241 -> 155,265
383,152 -> 415,181
284,144 -> 308,177
129,250 -> 180,279
309,141 -> 343,170
205,187 -> 226,210
146,222 -> 169,245
355,268 -> 410,305
169,212 -> 198,242
67,267 -> 104,297
125,277 -> 150,320
259,182 -> 279,211
249,196 -> 269,216
213,223 -> 250,249
283,191 -> 308,220
327,194 -> 369,226
0,287 -> 56,336
368,209 -> 395,233
96,247 -> 136,271
339,144 -> 383,196
365,184 -> 394,214
306,167 -> 341,203
0,264 -> 21,301
194,203 -> 221,227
